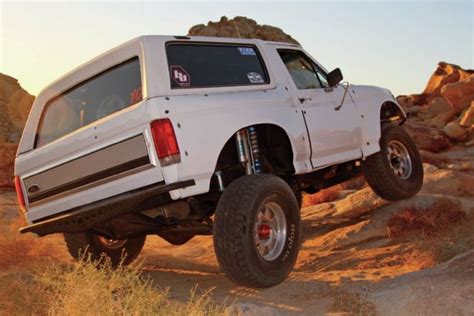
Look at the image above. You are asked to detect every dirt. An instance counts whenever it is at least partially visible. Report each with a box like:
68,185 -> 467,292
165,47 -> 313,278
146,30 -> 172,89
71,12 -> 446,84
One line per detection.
2,175 -> 473,315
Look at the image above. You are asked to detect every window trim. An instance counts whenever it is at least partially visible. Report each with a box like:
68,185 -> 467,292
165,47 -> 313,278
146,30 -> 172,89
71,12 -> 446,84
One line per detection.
277,49 -> 329,90
165,41 -> 271,89
34,56 -> 142,149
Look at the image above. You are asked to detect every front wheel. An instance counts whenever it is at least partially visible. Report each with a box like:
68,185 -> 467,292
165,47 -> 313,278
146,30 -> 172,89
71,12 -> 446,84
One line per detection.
64,231 -> 146,266
362,124 -> 423,201
214,174 -> 301,288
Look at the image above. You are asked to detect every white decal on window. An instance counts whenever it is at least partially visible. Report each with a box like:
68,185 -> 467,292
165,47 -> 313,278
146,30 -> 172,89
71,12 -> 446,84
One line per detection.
247,72 -> 264,84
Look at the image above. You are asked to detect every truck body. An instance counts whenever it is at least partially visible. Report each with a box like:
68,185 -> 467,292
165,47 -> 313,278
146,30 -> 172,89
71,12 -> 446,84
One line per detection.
14,35 -> 422,288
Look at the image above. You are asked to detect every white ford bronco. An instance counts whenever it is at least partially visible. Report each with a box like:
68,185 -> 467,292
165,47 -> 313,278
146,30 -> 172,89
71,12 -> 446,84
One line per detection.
15,35 -> 423,288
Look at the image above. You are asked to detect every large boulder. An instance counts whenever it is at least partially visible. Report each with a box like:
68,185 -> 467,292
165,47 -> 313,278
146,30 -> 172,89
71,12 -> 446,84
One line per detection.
443,121 -> 467,142
403,123 -> 450,152
423,62 -> 473,98
459,102 -> 474,127
0,73 -> 34,143
397,94 -> 428,108
417,97 -> 455,128
441,75 -> 474,114
188,16 -> 299,44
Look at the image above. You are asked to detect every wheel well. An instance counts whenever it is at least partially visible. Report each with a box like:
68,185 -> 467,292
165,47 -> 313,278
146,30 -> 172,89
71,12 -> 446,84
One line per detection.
380,101 -> 405,125
213,124 -> 295,188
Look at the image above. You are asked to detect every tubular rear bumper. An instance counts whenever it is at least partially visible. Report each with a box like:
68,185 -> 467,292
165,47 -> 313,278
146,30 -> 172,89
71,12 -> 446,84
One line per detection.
19,179 -> 195,236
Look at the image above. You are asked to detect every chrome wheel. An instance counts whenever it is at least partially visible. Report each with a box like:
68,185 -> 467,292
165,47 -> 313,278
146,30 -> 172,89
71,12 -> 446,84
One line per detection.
96,236 -> 127,249
387,140 -> 412,179
254,201 -> 287,261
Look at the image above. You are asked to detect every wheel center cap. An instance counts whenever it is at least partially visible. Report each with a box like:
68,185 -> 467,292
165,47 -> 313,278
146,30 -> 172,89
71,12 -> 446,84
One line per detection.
257,224 -> 272,240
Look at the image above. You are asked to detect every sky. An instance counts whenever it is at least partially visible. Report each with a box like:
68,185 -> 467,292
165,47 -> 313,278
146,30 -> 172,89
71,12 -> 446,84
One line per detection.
1,0 -> 473,97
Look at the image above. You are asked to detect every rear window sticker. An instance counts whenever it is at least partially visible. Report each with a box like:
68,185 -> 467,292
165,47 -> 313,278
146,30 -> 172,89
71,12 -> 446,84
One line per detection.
247,72 -> 265,84
238,47 -> 257,56
170,65 -> 191,86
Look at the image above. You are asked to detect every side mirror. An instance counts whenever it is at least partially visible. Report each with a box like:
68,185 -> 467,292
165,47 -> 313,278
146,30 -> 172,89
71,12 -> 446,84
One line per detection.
327,68 -> 343,87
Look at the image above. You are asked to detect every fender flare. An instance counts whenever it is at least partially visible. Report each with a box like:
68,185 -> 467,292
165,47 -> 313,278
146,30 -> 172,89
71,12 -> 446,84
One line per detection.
361,100 -> 406,157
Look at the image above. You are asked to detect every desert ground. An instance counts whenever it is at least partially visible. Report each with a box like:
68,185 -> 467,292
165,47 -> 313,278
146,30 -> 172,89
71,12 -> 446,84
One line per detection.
1,144 -> 473,315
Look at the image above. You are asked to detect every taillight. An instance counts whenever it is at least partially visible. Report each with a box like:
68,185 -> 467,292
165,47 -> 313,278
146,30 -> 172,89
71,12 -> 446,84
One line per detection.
14,176 -> 26,212
150,119 -> 181,166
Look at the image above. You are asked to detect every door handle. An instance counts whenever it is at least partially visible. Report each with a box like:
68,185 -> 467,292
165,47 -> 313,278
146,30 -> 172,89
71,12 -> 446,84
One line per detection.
299,97 -> 311,103
324,87 -> 333,93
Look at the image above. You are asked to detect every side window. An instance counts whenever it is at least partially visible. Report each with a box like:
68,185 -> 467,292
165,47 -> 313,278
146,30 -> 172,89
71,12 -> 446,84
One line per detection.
166,43 -> 269,88
278,50 -> 328,89
36,58 -> 142,148
316,72 -> 329,88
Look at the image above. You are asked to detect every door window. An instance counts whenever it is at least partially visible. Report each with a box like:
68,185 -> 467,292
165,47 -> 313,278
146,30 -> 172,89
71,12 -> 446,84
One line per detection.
278,50 -> 328,89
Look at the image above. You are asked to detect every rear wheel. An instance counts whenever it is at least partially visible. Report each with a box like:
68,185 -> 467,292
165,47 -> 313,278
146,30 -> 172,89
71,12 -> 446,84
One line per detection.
64,231 -> 146,266
214,174 -> 301,288
362,124 -> 423,201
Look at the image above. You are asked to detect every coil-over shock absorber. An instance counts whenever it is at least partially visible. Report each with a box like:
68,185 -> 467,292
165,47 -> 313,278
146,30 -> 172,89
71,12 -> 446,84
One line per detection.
247,126 -> 262,174
234,126 -> 262,175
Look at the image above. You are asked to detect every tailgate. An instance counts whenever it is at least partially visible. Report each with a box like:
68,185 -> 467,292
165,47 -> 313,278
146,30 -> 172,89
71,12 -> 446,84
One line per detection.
24,134 -> 152,207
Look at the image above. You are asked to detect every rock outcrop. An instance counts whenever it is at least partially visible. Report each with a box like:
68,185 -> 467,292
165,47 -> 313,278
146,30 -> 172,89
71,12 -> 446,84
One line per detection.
0,73 -> 35,187
398,62 -> 474,150
422,62 -> 473,98
188,16 -> 299,45
0,73 -> 34,143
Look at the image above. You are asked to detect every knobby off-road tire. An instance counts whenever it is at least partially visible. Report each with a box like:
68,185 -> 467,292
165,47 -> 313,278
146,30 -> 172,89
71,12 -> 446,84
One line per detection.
64,231 -> 146,266
214,174 -> 301,288
362,124 -> 423,201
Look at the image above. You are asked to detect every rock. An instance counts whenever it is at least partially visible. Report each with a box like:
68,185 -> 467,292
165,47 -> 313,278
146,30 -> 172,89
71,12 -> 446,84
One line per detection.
404,105 -> 422,114
445,162 -> 471,171
419,150 -> 446,167
459,102 -> 474,127
423,62 -> 473,98
421,169 -> 474,197
424,111 -> 455,129
441,75 -> 474,113
335,175 -> 366,190
418,97 -> 455,128
396,94 -> 428,108
0,142 -> 17,188
420,97 -> 452,119
188,16 -> 299,44
0,73 -> 35,143
443,121 -> 467,142
403,123 -> 450,152
423,163 -> 439,174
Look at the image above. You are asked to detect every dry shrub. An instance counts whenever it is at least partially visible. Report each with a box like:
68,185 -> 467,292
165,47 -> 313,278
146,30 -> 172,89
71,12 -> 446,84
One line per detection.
0,216 -> 66,270
387,199 -> 465,239
0,256 -> 225,315
302,186 -> 340,207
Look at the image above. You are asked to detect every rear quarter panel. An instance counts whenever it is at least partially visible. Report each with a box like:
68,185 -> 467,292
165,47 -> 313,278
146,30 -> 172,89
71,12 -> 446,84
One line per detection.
152,86 -> 311,199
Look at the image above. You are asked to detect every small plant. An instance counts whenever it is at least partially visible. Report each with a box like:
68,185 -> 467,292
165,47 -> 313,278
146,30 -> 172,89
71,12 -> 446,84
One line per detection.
387,199 -> 465,239
0,255 -> 226,315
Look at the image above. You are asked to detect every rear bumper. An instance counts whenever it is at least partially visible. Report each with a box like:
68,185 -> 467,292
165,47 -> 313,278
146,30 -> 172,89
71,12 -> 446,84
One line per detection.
19,179 -> 195,236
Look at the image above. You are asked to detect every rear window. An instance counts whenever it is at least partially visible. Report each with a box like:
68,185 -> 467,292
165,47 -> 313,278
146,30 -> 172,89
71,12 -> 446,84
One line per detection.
166,43 -> 269,88
36,58 -> 142,148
